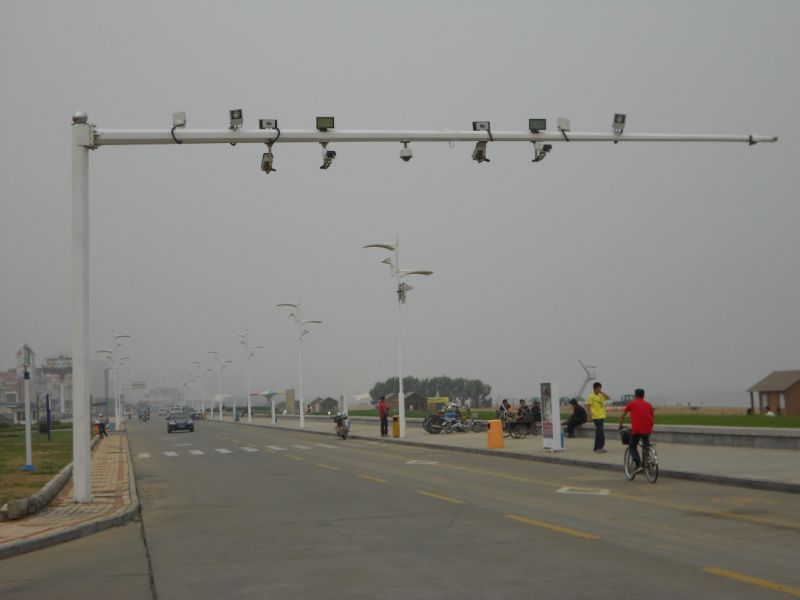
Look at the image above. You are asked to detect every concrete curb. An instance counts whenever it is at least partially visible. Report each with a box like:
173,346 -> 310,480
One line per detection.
213,420 -> 800,495
0,431 -> 141,561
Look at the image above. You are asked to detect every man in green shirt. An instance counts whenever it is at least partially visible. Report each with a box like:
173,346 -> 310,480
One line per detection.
586,382 -> 610,453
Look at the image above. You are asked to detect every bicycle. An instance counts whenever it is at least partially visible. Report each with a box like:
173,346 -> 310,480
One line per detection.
620,426 -> 658,483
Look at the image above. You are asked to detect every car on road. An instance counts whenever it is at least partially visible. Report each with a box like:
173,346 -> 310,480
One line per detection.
167,412 -> 195,434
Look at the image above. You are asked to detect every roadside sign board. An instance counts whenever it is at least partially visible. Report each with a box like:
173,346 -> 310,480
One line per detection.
541,381 -> 564,451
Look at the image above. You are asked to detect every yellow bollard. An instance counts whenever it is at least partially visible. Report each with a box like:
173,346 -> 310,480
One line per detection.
488,419 -> 504,449
392,415 -> 400,438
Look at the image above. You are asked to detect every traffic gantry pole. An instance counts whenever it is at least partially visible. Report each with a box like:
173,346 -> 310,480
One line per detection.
72,111 -> 92,503
70,112 -> 778,498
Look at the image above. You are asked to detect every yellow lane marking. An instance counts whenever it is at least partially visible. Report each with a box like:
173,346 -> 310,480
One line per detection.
417,490 -> 464,505
506,514 -> 599,541
286,454 -> 303,461
315,463 -> 339,471
703,567 -> 800,597
359,475 -> 388,484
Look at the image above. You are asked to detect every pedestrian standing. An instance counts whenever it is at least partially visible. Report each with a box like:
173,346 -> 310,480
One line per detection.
377,396 -> 389,437
586,382 -> 610,452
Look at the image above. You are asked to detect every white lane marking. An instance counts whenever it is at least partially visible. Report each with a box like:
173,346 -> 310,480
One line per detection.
190,450 -> 206,455
291,445 -> 312,450
164,452 -> 178,457
266,446 -> 286,451
556,487 -> 610,496
315,443 -> 336,449
137,453 -> 151,459
215,448 -> 233,454
174,443 -> 193,447
406,460 -> 438,465
241,447 -> 259,452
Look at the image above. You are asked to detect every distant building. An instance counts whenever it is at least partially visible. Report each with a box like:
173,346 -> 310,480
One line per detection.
747,371 -> 800,416
309,397 -> 339,413
383,391 -> 427,412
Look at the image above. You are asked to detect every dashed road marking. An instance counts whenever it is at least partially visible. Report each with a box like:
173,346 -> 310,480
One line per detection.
315,463 -> 339,471
315,443 -> 337,449
286,454 -> 303,461
702,567 -> 800,597
359,474 -> 388,484
164,452 -> 178,457
505,514 -> 599,541
173,443 -> 193,447
215,448 -> 233,454
291,445 -> 312,450
417,490 -> 463,505
557,487 -> 610,496
266,446 -> 286,451
137,453 -> 151,459
190,450 -> 206,455
241,447 -> 259,452
406,460 -> 439,465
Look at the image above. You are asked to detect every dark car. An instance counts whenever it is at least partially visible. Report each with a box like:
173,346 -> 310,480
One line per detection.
167,412 -> 195,433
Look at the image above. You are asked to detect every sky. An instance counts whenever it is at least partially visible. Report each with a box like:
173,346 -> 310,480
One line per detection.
1,1 -> 798,407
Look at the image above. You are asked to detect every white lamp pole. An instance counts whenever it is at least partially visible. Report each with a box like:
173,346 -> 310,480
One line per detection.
277,302 -> 322,429
209,352 -> 232,419
236,329 -> 264,424
364,235 -> 433,438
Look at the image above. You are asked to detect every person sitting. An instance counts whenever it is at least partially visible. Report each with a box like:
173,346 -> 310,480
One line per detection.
496,399 -> 511,420
565,399 -> 588,438
517,399 -> 531,422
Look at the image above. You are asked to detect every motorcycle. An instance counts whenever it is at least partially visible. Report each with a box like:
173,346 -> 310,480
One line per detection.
332,413 -> 350,440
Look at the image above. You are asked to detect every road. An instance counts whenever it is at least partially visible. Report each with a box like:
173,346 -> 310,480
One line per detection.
1,419 -> 799,599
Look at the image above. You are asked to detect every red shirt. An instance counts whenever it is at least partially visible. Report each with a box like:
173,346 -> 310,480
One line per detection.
623,398 -> 654,434
377,401 -> 388,419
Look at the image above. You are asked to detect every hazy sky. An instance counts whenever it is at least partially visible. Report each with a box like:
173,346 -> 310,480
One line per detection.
1,1 -> 797,406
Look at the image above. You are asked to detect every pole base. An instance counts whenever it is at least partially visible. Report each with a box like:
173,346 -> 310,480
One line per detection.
20,464 -> 36,472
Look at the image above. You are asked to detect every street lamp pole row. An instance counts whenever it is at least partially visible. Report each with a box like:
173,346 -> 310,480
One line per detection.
277,302 -> 321,429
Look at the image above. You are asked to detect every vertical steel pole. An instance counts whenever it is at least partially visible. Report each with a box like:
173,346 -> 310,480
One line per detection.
395,234 -> 406,438
71,112 -> 91,502
298,336 -> 305,429
217,366 -> 222,419
23,368 -> 34,468
245,354 -> 252,423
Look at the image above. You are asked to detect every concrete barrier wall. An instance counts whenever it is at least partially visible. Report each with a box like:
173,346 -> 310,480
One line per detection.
286,414 -> 800,450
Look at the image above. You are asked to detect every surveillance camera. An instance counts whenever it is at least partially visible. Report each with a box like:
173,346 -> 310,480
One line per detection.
320,148 -> 336,170
399,143 -> 412,162
229,109 -> 243,130
472,141 -> 490,163
260,151 -> 276,174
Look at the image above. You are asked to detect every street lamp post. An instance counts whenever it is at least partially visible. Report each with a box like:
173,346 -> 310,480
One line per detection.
208,352 -> 232,419
236,329 -> 264,423
364,235 -> 433,438
277,303 -> 322,429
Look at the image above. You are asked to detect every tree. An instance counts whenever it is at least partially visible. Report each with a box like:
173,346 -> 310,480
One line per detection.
369,376 -> 492,407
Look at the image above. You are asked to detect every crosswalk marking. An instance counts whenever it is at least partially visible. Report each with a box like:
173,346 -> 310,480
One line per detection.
291,445 -> 312,450
190,450 -> 206,455
266,445 -> 286,451
164,452 -> 178,457
241,447 -> 259,452
137,453 -> 151,459
215,448 -> 233,454
315,443 -> 337,449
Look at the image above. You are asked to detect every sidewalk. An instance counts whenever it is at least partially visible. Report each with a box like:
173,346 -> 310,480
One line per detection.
0,432 -> 138,560
217,415 -> 800,493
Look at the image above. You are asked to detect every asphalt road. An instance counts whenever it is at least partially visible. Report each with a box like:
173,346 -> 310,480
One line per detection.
1,419 -> 799,599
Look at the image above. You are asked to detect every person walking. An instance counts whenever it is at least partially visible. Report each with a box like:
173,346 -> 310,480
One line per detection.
586,382 -> 610,452
565,399 -> 587,438
618,388 -> 654,471
377,396 -> 389,437
95,413 -> 108,438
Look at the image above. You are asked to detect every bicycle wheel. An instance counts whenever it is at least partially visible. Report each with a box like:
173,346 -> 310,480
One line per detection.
643,446 -> 659,483
443,421 -> 453,434
623,447 -> 637,481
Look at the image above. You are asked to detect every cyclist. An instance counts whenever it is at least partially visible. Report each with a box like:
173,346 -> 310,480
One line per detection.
618,388 -> 654,472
